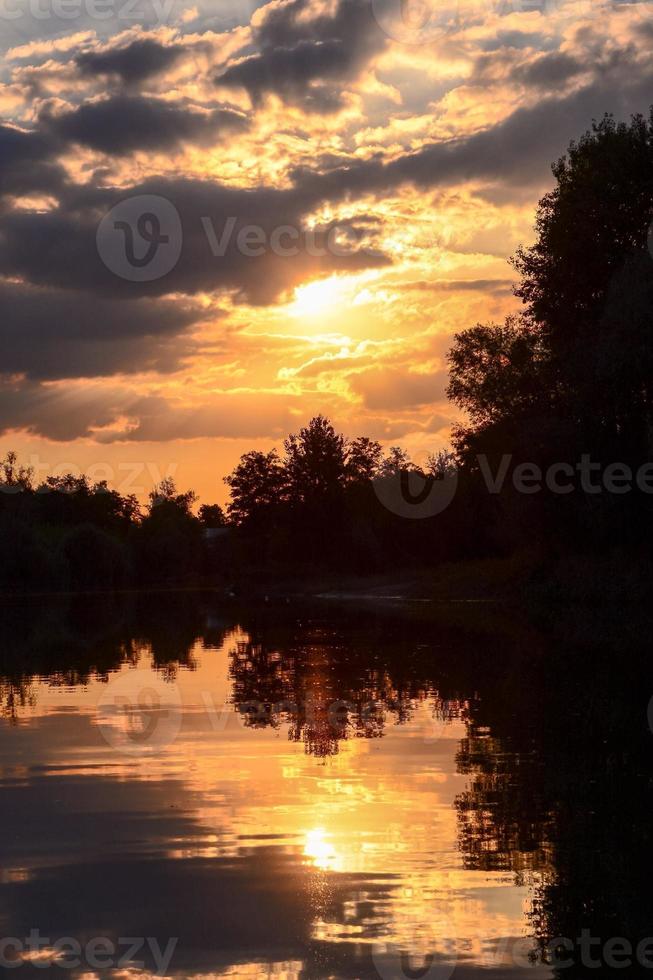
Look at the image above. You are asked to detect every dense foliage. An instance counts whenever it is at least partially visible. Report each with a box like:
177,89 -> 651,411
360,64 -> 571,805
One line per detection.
0,424 -> 453,590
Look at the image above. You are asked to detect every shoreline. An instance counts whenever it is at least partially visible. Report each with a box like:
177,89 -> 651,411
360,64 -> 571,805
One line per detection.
1,552 -> 651,605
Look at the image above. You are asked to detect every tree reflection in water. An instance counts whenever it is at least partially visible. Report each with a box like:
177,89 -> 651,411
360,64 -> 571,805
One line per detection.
0,593 -> 651,977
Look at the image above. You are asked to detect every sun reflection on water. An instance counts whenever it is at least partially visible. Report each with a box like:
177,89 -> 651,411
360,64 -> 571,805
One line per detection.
303,827 -> 341,871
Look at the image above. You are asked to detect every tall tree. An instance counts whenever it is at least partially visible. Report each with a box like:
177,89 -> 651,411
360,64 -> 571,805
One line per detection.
345,436 -> 383,483
449,110 -> 653,456
513,110 -> 653,442
283,416 -> 347,503
224,450 -> 286,526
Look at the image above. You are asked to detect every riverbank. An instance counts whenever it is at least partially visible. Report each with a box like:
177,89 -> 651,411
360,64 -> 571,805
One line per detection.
1,550 -> 650,605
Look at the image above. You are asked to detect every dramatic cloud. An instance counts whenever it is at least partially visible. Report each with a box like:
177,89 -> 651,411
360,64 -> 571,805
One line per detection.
40,96 -> 248,155
216,0 -> 387,111
0,123 -> 62,198
511,50 -> 585,88
0,281 -> 206,379
74,37 -> 189,85
351,367 -> 448,410
0,378 -> 304,442
0,177 -> 391,303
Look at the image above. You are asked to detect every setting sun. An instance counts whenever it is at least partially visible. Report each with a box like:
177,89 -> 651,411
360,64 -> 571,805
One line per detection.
290,278 -> 349,318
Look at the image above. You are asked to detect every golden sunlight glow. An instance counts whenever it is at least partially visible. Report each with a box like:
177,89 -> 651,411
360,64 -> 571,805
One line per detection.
290,277 -> 349,318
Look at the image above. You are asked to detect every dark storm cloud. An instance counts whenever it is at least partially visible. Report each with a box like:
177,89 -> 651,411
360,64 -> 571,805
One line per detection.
291,59 -> 653,199
217,40 -> 356,112
75,38 -> 189,85
512,51 -> 585,88
0,123 -> 63,199
480,29 -> 551,51
473,32 -> 637,91
40,96 -> 248,155
0,281 -> 204,379
0,376 -> 133,440
3,60 -> 653,314
0,177 -> 390,304
404,278 -> 513,293
472,47 -> 584,88
216,0 -> 386,111
0,377 -> 303,441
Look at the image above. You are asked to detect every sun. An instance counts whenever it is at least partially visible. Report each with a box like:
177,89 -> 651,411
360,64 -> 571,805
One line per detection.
290,277 -> 347,318
303,827 -> 340,871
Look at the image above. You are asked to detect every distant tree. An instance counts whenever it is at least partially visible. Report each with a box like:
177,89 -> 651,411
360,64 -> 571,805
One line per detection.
514,112 -> 653,346
36,474 -> 139,531
139,478 -> 201,584
148,477 -> 197,516
198,503 -> 227,528
283,416 -> 347,503
443,111 -> 653,558
379,446 -> 414,477
346,436 -> 383,482
426,449 -> 457,479
0,451 -> 33,492
224,450 -> 286,526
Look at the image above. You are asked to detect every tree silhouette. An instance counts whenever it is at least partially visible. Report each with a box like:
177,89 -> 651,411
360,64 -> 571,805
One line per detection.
283,415 -> 348,503
224,450 -> 286,527
450,112 -> 653,448
345,436 -> 383,483
198,503 -> 227,528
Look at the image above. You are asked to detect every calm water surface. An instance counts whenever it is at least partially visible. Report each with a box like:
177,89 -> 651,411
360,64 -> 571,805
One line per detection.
0,595 -> 650,979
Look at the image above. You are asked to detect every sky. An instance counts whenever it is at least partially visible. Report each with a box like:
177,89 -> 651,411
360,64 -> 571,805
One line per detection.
1,0 -> 652,503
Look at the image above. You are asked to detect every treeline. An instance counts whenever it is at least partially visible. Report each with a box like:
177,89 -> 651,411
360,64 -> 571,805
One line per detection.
0,459 -> 221,592
3,109 -> 653,592
221,417 -> 461,569
0,426 -> 461,592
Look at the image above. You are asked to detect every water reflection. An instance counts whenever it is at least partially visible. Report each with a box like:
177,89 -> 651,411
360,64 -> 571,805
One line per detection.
0,594 -> 650,979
